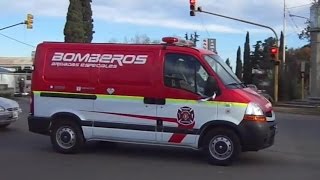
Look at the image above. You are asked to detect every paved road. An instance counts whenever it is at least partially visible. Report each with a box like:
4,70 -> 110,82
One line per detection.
1,98 -> 320,180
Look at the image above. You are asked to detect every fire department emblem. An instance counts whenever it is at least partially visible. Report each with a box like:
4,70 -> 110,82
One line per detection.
177,107 -> 195,126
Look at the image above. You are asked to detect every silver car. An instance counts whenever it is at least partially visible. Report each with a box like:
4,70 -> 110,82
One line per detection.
0,97 -> 21,128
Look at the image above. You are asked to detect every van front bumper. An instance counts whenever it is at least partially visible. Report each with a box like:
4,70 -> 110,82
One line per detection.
28,115 -> 51,135
239,120 -> 277,152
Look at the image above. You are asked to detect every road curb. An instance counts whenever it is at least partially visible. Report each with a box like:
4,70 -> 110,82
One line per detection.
273,106 -> 320,116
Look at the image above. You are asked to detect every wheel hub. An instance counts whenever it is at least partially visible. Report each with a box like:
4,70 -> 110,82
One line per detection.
209,136 -> 233,160
56,127 -> 76,149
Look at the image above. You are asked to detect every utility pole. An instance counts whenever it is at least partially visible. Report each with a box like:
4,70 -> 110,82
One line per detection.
283,0 -> 286,65
309,3 -> 320,99
282,0 -> 288,101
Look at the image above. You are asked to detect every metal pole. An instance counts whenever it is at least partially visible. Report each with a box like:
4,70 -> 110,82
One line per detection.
275,54 -> 279,103
301,72 -> 305,99
282,0 -> 287,102
0,22 -> 25,31
196,8 -> 280,102
283,0 -> 286,64
197,9 -> 279,42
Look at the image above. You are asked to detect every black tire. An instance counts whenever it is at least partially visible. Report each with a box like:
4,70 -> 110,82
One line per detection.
0,123 -> 10,128
203,128 -> 241,166
50,120 -> 84,154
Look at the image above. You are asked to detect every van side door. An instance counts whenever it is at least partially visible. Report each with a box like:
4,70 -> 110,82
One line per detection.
91,50 -> 158,143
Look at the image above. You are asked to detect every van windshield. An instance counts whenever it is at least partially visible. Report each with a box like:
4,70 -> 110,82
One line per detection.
204,54 -> 245,88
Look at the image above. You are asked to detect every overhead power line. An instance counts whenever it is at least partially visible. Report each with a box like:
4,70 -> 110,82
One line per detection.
287,10 -> 302,34
199,14 -> 211,38
286,3 -> 312,9
0,32 -> 35,48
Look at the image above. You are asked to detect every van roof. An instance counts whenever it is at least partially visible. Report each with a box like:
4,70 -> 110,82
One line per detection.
37,41 -> 217,55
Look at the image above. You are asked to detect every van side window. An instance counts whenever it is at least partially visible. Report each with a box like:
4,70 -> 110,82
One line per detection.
164,53 -> 209,96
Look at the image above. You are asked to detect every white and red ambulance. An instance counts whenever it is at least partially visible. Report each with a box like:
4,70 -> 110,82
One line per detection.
28,37 -> 277,166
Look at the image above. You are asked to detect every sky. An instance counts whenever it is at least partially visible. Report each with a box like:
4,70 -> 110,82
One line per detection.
0,0 -> 312,69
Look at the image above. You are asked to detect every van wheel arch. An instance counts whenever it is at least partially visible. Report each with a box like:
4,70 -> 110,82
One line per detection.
198,120 -> 243,149
50,112 -> 83,131
49,112 -> 85,154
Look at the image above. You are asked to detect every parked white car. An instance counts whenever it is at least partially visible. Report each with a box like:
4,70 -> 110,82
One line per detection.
0,97 -> 21,128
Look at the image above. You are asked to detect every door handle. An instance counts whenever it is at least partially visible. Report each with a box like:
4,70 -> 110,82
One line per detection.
144,97 -> 156,104
144,98 -> 166,105
155,98 -> 166,105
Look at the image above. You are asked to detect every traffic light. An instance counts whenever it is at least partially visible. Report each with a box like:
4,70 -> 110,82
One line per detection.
203,39 -> 208,49
190,0 -> 196,16
25,14 -> 34,29
270,46 -> 280,65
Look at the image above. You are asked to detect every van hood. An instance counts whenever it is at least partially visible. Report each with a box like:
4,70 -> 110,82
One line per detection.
236,88 -> 273,112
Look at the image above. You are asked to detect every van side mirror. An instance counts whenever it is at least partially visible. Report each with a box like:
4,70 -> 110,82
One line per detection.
204,76 -> 220,97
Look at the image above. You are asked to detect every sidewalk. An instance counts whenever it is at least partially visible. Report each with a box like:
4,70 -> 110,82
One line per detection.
274,100 -> 320,116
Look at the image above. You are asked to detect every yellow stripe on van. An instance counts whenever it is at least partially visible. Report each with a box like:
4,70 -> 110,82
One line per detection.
97,95 -> 143,101
33,91 -> 248,107
216,101 -> 248,108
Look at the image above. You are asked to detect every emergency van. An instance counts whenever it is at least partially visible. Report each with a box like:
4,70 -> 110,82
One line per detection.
28,37 -> 277,166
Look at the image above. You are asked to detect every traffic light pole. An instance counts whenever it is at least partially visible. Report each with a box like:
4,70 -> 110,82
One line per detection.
0,22 -> 25,31
195,8 -> 280,102
197,9 -> 279,42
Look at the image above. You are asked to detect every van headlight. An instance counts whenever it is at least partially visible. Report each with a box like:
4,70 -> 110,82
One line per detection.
243,103 -> 266,122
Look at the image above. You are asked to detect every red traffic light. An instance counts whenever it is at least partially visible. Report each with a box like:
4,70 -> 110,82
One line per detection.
269,46 -> 280,64
190,0 -> 196,10
190,0 -> 196,16
270,47 -> 278,54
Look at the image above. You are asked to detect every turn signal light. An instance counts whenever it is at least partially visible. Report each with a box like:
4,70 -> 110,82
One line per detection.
243,115 -> 266,122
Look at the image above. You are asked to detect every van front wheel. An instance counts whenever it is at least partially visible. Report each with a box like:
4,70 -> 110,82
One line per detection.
203,128 -> 241,166
50,120 -> 84,154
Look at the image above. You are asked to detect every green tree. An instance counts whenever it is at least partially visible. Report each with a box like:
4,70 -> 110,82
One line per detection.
299,22 -> 311,42
225,58 -> 232,70
64,0 -> 85,42
243,32 -> 252,84
235,46 -> 242,80
81,0 -> 94,43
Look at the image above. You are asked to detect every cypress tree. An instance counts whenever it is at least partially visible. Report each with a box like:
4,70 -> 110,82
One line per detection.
64,0 -> 85,42
279,31 -> 284,62
243,32 -> 252,84
225,58 -> 232,70
236,46 -> 243,80
81,0 -> 94,43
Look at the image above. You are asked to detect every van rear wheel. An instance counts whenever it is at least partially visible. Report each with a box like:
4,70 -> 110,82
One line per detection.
50,120 -> 84,154
203,128 -> 241,166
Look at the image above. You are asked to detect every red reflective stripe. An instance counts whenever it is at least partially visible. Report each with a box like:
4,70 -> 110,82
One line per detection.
169,134 -> 186,143
168,122 -> 195,143
83,110 -> 194,144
